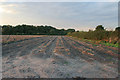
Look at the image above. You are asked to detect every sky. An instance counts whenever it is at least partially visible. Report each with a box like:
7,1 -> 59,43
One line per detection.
0,0 -> 119,2
0,1 -> 119,31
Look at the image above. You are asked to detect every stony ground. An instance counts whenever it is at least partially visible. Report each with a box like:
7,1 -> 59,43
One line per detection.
2,36 -> 119,78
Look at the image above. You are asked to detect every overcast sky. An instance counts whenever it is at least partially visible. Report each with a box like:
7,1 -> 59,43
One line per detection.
0,1 -> 118,31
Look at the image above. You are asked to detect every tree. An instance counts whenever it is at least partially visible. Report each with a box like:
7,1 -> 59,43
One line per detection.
76,30 -> 79,32
2,24 -> 75,35
115,27 -> 120,38
67,29 -> 75,33
115,27 -> 120,31
95,25 -> 104,31
2,25 -> 13,35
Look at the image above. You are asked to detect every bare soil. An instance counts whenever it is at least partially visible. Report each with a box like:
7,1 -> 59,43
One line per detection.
2,36 -> 119,78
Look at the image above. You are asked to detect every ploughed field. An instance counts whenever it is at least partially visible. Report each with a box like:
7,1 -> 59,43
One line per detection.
2,35 -> 118,78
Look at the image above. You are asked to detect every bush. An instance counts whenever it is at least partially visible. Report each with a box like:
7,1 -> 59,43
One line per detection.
68,25 -> 118,45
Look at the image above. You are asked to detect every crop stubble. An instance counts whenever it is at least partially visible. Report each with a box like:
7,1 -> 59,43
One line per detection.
2,35 -> 119,78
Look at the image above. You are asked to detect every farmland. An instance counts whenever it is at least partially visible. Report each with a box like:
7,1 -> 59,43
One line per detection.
2,35 -> 118,78
2,35 -> 46,44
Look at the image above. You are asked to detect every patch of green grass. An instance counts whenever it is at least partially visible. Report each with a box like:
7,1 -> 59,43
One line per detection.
106,56 -> 112,60
81,38 -> 119,48
69,36 -> 119,48
64,61 -> 69,65
92,44 -> 98,46
100,42 -> 119,48
67,73 -> 70,76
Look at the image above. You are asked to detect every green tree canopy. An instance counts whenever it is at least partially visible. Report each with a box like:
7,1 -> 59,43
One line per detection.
2,24 -> 75,35
115,27 -> 120,31
95,25 -> 104,31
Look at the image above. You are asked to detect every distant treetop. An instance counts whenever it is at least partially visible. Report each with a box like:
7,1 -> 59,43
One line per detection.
95,25 -> 104,31
2,24 -> 75,35
115,27 -> 120,31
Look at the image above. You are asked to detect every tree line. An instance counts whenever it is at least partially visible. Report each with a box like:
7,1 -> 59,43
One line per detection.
68,25 -> 120,44
1,24 -> 119,44
1,24 -> 75,35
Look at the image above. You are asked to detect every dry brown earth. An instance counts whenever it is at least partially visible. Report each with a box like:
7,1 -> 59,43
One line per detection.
2,35 -> 119,78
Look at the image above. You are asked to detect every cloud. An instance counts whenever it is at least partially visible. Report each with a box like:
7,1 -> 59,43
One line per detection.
0,2 -> 118,31
0,3 -> 18,14
0,0 -> 119,2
